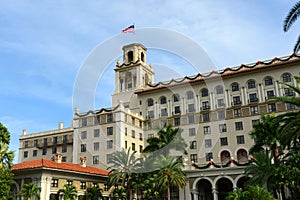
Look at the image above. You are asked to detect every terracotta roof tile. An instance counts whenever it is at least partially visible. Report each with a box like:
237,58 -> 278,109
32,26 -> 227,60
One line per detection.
13,159 -> 108,176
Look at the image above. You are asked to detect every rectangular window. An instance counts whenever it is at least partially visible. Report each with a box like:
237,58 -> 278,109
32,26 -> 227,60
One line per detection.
33,150 -> 37,157
233,96 -> 241,105
34,140 -> 38,147
132,117 -> 135,125
125,141 -> 127,149
53,137 -> 57,144
125,127 -> 128,136
107,127 -> 113,136
52,147 -> 57,154
190,154 -> 197,163
132,130 -> 135,138
139,145 -> 143,153
51,179 -> 58,187
94,129 -> 100,137
132,143 -> 136,151
80,182 -> 86,190
81,144 -> 86,152
219,124 -> 227,132
161,120 -> 167,128
188,115 -> 195,124
190,141 -> 197,149
107,114 -> 113,123
249,93 -> 259,103
148,110 -> 154,119
139,133 -> 143,141
63,135 -> 68,143
286,103 -> 296,110
250,106 -> 258,115
205,139 -> 212,148
266,90 -> 275,99
188,104 -> 195,112
161,108 -> 168,117
107,140 -> 113,149
62,156 -> 67,162
206,152 -> 213,161
94,142 -> 99,151
94,116 -> 100,124
202,101 -> 210,110
81,131 -> 87,139
43,138 -> 48,146
217,98 -> 225,107
202,113 -> 210,122
174,106 -> 181,114
220,137 -> 228,146
268,103 -> 277,112
189,128 -> 196,136
106,154 -> 112,163
93,156 -> 99,164
82,118 -> 87,127
284,88 -> 295,96
252,119 -> 260,127
203,126 -> 211,134
42,149 -> 47,155
62,146 -> 67,153
234,108 -> 242,117
237,135 -> 245,144
24,141 -> 28,148
174,117 -> 181,126
235,122 -> 243,130
218,111 -> 225,120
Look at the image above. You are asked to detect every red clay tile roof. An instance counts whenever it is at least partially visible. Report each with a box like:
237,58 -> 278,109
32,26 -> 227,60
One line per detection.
13,159 -> 109,176
135,53 -> 300,94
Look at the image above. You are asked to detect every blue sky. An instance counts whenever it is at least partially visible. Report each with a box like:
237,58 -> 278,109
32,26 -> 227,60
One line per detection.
0,0 -> 299,162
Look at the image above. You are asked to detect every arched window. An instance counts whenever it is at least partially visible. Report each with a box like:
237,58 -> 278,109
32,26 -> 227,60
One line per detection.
127,51 -> 133,62
173,94 -> 180,102
264,76 -> 273,86
237,149 -> 248,163
119,79 -> 124,91
147,98 -> 154,107
231,82 -> 239,92
215,85 -> 224,94
247,79 -> 256,89
125,72 -> 132,89
220,150 -> 230,163
160,96 -> 167,104
282,73 -> 292,82
201,88 -> 209,97
186,91 -> 194,100
141,52 -> 144,62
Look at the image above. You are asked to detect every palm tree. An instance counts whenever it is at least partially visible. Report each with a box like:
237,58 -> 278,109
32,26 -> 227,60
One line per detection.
107,148 -> 141,200
249,114 -> 281,162
57,184 -> 77,200
284,1 -> 300,52
153,155 -> 186,200
142,124 -> 187,156
226,185 -> 276,200
0,141 -> 14,168
271,76 -> 300,149
0,123 -> 10,145
225,188 -> 246,200
19,183 -> 41,200
85,185 -> 103,200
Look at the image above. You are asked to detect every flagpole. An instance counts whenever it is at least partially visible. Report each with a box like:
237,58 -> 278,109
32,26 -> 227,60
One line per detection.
133,22 -> 136,43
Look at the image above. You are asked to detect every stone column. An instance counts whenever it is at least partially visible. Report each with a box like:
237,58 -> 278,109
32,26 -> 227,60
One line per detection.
168,100 -> 171,117
181,98 -> 185,115
196,95 -> 199,112
241,87 -> 245,105
212,187 -> 218,200
225,90 -> 229,107
210,92 -> 215,109
275,81 -> 279,96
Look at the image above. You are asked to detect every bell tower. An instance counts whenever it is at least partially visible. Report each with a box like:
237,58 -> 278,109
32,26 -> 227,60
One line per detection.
112,43 -> 154,107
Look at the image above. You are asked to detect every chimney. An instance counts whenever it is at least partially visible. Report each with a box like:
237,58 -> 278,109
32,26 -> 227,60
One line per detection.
58,122 -> 63,130
22,129 -> 27,136
53,152 -> 62,163
80,157 -> 87,167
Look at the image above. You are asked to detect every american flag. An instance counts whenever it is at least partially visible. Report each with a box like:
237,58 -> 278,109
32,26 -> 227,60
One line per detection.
122,25 -> 135,33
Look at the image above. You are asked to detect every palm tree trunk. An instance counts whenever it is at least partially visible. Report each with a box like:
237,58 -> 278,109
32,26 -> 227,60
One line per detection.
167,187 -> 170,200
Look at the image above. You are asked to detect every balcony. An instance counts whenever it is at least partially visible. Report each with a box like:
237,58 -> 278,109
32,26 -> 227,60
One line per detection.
232,100 -> 242,106
201,106 -> 210,111
249,98 -> 259,103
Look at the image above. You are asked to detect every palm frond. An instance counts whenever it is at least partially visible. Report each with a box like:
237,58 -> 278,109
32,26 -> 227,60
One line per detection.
294,34 -> 300,52
284,1 -> 300,32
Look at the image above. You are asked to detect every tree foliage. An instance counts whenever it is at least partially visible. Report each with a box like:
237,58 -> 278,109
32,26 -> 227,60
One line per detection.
57,184 -> 77,200
284,1 -> 300,52
19,183 -> 41,200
